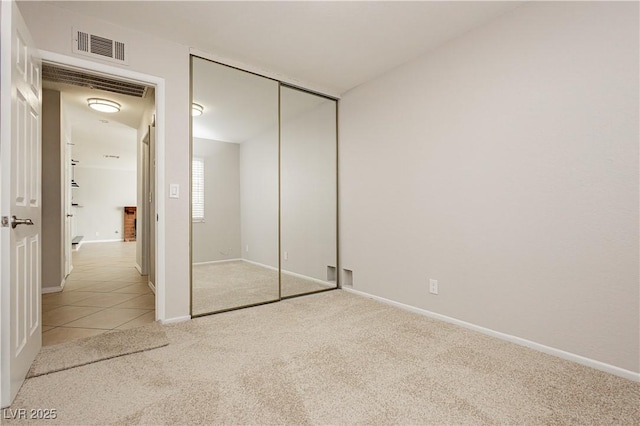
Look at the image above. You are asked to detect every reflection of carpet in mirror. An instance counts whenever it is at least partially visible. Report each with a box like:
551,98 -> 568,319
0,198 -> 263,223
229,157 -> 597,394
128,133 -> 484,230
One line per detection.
192,260 -> 333,315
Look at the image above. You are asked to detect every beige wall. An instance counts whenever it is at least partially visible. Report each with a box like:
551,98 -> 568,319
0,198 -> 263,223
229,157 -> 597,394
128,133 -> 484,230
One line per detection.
73,167 -> 137,242
339,1 -> 639,373
240,128 -> 279,268
41,89 -> 64,290
280,91 -> 337,281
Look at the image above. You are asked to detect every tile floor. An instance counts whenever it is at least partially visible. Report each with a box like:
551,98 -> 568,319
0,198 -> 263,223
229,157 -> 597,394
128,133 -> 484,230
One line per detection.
42,241 -> 156,346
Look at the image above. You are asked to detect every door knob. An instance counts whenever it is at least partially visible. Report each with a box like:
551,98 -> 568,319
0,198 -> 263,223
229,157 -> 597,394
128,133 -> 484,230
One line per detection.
11,216 -> 34,229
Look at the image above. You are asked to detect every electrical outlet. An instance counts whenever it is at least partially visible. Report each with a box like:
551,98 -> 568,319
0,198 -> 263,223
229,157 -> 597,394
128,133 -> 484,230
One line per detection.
245,245 -> 249,252
95,232 -> 99,236
284,251 -> 288,261
429,279 -> 438,295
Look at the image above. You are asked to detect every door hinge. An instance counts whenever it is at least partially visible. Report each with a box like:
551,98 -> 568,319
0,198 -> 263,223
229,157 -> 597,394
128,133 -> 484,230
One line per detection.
1,216 -> 9,228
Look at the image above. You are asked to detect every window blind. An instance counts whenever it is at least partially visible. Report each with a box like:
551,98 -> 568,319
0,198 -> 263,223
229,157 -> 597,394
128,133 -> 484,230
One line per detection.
192,157 -> 204,221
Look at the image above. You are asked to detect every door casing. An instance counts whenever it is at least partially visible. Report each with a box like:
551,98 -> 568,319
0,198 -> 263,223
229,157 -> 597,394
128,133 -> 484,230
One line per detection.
37,50 -> 166,322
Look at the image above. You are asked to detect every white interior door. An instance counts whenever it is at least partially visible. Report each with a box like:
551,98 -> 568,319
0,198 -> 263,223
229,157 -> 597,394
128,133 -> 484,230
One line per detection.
0,0 -> 42,408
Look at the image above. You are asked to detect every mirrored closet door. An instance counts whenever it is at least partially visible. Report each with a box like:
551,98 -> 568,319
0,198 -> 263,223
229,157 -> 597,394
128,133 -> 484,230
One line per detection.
191,57 -> 279,316
190,56 -> 338,317
280,86 -> 337,297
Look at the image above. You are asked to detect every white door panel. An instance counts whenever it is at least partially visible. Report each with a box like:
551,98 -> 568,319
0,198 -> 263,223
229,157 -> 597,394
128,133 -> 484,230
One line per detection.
29,235 -> 39,332
29,108 -> 40,207
1,0 -> 42,408
15,237 -> 27,354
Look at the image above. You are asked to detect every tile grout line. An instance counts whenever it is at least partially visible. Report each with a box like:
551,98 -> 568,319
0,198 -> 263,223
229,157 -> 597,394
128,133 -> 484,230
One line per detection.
42,242 -> 156,346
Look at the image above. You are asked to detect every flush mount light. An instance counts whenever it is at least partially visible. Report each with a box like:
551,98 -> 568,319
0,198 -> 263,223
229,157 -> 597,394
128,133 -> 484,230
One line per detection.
192,103 -> 204,117
87,98 -> 121,113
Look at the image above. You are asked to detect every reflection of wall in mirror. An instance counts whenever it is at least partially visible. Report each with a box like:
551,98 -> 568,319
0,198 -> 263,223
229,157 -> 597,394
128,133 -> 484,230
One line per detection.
240,129 -> 279,269
192,137 -> 241,263
192,98 -> 335,282
281,98 -> 337,282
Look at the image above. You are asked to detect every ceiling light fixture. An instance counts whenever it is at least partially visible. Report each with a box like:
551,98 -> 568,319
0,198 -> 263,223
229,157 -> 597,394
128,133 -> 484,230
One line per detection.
87,98 -> 121,113
192,103 -> 204,117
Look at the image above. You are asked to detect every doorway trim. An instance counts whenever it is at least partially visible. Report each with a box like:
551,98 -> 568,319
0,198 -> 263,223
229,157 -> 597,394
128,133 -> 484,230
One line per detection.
38,50 -> 167,322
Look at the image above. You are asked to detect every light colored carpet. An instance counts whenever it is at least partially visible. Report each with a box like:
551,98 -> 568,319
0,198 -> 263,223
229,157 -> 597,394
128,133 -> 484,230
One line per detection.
27,322 -> 168,378
192,260 -> 332,315
281,272 -> 333,298
8,291 -> 640,425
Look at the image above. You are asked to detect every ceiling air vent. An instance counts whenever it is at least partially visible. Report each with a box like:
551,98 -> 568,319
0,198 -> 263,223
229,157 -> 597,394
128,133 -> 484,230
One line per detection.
72,28 -> 129,65
42,64 -> 147,97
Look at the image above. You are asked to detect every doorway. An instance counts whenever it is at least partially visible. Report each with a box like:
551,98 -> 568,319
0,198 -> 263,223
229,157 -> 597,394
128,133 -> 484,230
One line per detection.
40,61 -> 158,344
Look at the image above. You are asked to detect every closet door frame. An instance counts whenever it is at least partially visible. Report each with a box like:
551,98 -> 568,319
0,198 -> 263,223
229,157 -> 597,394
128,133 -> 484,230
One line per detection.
188,54 -> 340,317
278,83 -> 340,300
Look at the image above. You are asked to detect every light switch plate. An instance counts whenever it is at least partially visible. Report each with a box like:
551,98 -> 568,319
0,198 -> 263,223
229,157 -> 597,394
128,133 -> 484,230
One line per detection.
429,279 -> 438,295
169,184 -> 179,199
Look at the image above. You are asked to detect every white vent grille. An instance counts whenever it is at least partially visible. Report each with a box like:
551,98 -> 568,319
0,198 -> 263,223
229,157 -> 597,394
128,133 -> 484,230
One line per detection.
78,31 -> 89,52
90,35 -> 113,58
115,41 -> 125,61
73,28 -> 129,65
42,63 -> 148,97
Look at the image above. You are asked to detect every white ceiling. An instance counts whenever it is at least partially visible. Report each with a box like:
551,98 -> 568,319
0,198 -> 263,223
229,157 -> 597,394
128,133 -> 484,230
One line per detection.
42,1 -> 523,155
192,58 -> 335,144
46,1 -> 523,95
43,79 -> 153,170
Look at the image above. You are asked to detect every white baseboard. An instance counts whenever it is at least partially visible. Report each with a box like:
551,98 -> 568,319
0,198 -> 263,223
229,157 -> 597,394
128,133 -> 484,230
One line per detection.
241,258 -> 278,271
193,258 -> 241,266
229,259 -> 335,288
281,269 -> 335,288
42,276 -> 67,294
160,315 -> 190,325
135,263 -> 143,274
81,239 -> 125,244
148,280 -> 156,294
342,287 -> 640,382
42,285 -> 62,294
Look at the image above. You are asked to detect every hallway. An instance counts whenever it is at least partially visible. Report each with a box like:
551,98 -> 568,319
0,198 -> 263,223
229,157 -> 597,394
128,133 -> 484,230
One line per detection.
41,242 -> 155,346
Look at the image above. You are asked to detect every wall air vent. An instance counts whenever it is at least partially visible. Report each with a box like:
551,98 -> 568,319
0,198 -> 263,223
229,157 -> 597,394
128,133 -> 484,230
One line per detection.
72,28 -> 129,65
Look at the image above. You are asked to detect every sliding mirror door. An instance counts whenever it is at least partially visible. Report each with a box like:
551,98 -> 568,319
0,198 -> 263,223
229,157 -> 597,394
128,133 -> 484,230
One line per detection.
191,57 -> 279,315
280,86 -> 338,297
